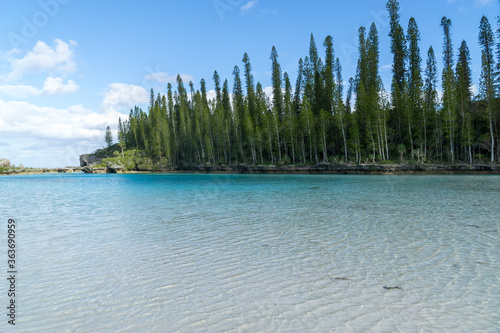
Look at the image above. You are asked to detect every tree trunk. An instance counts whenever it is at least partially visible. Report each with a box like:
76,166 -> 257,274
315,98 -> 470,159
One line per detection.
341,122 -> 347,162
488,101 -> 494,163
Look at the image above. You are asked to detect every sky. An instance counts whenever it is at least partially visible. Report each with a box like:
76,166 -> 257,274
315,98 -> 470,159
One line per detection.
0,0 -> 499,168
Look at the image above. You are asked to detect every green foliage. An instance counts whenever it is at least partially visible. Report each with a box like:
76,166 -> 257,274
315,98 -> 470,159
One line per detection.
105,126 -> 113,148
478,15 -> 496,163
104,9 -> 498,168
397,144 -> 406,161
98,149 -> 152,171
94,144 -> 122,159
441,16 -> 457,162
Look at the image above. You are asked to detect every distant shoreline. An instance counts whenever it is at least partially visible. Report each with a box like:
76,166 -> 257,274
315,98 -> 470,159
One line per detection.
2,163 -> 500,176
0,167 -> 82,176
83,163 -> 500,175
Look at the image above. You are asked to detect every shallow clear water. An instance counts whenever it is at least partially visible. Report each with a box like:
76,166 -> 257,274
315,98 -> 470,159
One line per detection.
1,173 -> 499,332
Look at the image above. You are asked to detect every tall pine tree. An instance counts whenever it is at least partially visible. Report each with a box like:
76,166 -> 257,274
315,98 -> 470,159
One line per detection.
478,16 -> 496,162
441,16 -> 456,162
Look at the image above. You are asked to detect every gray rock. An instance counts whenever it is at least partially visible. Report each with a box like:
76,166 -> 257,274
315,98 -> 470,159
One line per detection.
82,166 -> 94,173
0,159 -> 10,168
106,163 -> 123,173
79,154 -> 101,167
56,168 -> 74,173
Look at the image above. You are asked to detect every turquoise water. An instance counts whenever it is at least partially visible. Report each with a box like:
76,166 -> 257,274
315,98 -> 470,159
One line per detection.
1,173 -> 499,332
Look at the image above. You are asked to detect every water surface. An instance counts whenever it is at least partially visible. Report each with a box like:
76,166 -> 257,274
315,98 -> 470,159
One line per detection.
2,173 -> 499,332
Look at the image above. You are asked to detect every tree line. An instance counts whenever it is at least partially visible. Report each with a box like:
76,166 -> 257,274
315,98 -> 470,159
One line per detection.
114,1 -> 500,166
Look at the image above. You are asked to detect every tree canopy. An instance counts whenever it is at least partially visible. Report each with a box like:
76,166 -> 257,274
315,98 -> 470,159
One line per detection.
111,3 -> 499,166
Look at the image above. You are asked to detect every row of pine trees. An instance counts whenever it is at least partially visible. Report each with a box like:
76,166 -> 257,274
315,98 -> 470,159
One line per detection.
116,1 -> 500,166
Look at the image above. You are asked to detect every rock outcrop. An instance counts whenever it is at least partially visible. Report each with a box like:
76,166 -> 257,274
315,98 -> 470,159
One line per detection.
106,162 -> 123,173
57,168 -> 74,173
0,159 -> 10,168
81,166 -> 106,174
79,154 -> 101,167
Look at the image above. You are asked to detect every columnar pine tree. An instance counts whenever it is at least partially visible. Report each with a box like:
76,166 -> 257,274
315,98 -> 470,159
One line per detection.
478,16 -> 496,163
424,46 -> 438,160
323,36 -> 335,117
270,46 -> 284,119
387,0 -> 407,145
441,16 -> 456,162
355,26 -> 368,153
284,73 -> 295,163
456,40 -> 474,163
270,46 -> 284,161
355,23 -> 383,162
366,23 -> 383,161
347,77 -> 361,163
232,65 -> 245,162
118,118 -> 125,156
105,126 -> 113,148
335,58 -> 349,162
293,58 -> 304,116
222,79 -> 233,162
242,53 -> 257,127
300,96 -> 315,163
308,34 -> 320,114
255,82 -> 268,163
407,17 -> 423,158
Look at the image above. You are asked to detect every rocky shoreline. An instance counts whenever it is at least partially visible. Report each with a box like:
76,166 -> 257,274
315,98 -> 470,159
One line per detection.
1,158 -> 84,175
76,148 -> 500,175
0,166 -> 82,176
80,162 -> 500,175
2,156 -> 499,175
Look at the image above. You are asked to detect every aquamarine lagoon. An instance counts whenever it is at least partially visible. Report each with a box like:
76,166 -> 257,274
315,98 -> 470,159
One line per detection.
2,173 -> 499,332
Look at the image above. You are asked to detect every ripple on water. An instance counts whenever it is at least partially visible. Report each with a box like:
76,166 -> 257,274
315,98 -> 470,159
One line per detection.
3,174 -> 499,332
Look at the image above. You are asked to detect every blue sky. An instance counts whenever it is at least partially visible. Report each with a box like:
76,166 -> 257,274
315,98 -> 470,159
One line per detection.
0,0 -> 498,167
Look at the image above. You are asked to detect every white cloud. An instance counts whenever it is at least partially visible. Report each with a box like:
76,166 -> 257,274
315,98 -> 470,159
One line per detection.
471,84 -> 478,96
475,0 -> 495,6
0,77 -> 79,98
380,64 -> 392,72
0,85 -> 147,144
241,1 -> 257,12
145,72 -> 172,84
263,86 -> 273,100
0,84 -> 41,98
206,89 -> 217,102
42,77 -> 78,95
0,99 -> 121,140
0,98 -> 132,167
5,39 -> 77,82
101,83 -> 149,113
436,88 -> 443,102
